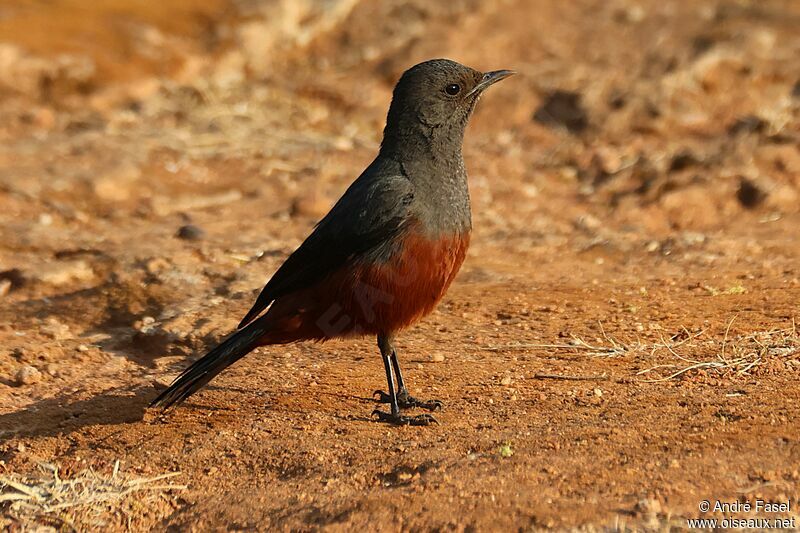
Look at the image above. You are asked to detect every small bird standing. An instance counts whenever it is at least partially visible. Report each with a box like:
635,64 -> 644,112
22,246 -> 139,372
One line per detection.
151,59 -> 514,425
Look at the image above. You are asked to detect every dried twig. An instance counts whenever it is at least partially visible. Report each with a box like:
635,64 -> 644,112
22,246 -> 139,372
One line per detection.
533,373 -> 609,381
638,323 -> 799,382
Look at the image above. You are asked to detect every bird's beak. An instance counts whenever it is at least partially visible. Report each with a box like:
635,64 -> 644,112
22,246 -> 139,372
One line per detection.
466,69 -> 516,97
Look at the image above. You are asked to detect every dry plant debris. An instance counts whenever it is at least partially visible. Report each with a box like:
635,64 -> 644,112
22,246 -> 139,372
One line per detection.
0,461 -> 185,530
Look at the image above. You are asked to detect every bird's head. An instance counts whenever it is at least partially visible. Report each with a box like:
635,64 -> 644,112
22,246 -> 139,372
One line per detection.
381,59 -> 514,157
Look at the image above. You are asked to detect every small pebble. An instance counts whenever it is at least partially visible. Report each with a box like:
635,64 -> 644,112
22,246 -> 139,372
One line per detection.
430,354 -> 445,362
176,224 -> 204,241
593,388 -> 603,397
135,316 -> 157,333
500,376 -> 512,386
15,366 -> 42,386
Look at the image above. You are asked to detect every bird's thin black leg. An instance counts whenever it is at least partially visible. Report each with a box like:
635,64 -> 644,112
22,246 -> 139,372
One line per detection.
372,334 -> 437,426
390,347 -> 407,392
381,340 -> 400,415
373,336 -> 442,413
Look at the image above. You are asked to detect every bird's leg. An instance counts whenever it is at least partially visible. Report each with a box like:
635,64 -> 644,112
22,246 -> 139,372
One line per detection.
372,334 -> 437,426
373,336 -> 442,413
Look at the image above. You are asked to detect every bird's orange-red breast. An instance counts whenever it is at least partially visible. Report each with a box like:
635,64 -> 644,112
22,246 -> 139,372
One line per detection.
258,225 -> 471,344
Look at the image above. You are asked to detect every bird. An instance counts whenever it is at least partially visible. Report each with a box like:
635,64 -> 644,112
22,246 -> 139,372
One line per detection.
150,58 -> 514,425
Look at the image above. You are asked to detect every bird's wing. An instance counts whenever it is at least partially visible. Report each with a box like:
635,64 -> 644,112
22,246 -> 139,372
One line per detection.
237,163 -> 415,329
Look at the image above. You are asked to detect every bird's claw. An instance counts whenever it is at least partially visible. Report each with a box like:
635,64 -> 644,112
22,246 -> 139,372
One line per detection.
371,409 -> 439,426
373,389 -> 392,403
407,397 -> 443,412
373,390 -> 443,412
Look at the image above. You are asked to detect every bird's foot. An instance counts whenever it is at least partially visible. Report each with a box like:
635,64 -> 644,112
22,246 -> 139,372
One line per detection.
372,389 -> 443,412
371,409 -> 439,426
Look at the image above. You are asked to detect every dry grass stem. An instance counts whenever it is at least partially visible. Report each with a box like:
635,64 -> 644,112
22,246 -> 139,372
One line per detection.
487,320 -> 799,382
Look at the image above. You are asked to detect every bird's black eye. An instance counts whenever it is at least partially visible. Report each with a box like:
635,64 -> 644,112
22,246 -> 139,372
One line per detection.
445,83 -> 461,96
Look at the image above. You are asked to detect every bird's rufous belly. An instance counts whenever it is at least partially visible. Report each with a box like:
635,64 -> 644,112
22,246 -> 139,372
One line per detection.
261,230 -> 470,342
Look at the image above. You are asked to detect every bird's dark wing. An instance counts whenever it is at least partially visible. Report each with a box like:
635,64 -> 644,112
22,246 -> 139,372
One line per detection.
237,160 -> 415,329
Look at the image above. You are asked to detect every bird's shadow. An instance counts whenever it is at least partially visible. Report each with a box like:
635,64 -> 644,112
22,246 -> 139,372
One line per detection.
0,383 -> 304,444
0,386 -> 153,441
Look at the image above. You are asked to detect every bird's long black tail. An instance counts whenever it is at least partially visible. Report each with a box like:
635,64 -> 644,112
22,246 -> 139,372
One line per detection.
150,319 -> 266,410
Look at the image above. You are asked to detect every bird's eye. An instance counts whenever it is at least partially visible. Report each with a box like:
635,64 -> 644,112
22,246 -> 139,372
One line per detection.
445,83 -> 461,96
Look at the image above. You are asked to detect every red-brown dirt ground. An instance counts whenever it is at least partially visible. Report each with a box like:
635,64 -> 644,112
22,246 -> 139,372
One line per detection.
1,0 -> 799,530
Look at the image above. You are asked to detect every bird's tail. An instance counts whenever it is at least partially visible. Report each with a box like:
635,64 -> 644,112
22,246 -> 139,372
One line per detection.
149,319 -> 266,410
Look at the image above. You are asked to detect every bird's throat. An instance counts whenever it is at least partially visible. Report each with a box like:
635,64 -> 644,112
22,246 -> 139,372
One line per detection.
381,110 -> 468,163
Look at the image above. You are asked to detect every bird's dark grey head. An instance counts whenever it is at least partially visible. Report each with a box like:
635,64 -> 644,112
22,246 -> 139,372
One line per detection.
380,59 -> 513,160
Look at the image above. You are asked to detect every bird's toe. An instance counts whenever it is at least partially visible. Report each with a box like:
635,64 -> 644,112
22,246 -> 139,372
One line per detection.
397,391 -> 443,412
373,390 -> 392,403
373,390 -> 444,411
371,409 -> 439,426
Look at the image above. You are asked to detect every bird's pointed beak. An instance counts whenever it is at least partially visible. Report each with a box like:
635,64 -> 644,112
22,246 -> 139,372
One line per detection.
467,69 -> 516,97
